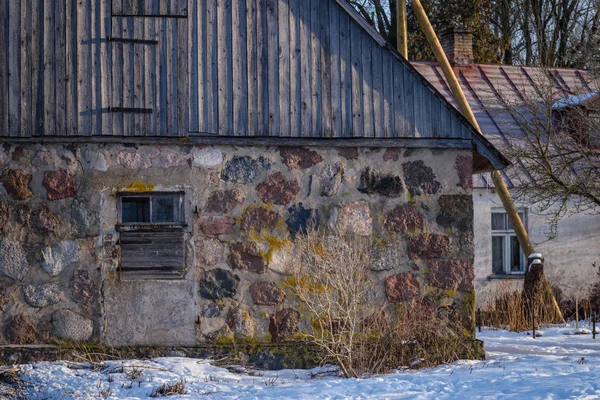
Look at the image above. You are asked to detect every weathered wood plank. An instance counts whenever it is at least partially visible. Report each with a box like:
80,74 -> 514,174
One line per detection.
256,0 -> 268,136
382,51 -> 394,137
101,0 -> 112,135
20,0 -> 32,137
278,0 -> 290,137
111,17 -> 124,136
393,59 -> 405,137
267,0 -> 279,135
320,0 -> 332,137
0,0 -> 8,136
65,0 -> 78,135
78,0 -> 93,136
176,18 -> 188,136
361,31 -> 373,138
232,0 -> 248,136
288,0 -> 301,138
372,45 -> 384,138
350,22 -> 363,137
166,17 -> 177,135
339,8 -> 352,137
189,0 -> 199,132
329,0 -> 341,138
123,18 -> 135,136
91,0 -> 102,136
8,1 -> 21,136
113,0 -> 123,15
205,0 -> 218,134
134,18 -> 144,135
156,17 -> 167,135
246,0 -> 258,136
298,0 -> 311,137
145,18 -> 156,136
310,0 -> 321,137
216,0 -> 231,135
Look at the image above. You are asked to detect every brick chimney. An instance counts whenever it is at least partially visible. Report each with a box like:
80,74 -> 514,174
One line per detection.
440,28 -> 474,68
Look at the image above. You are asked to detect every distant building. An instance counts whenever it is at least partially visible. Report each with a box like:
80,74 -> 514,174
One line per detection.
412,29 -> 600,307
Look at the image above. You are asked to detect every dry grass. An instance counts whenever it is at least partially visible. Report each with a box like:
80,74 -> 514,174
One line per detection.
150,379 -> 187,397
483,282 -> 563,331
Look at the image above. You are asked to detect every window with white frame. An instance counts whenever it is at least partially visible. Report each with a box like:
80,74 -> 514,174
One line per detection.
491,210 -> 526,275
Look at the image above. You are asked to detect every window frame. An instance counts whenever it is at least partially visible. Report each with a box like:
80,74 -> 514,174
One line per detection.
117,191 -> 186,231
491,210 -> 527,276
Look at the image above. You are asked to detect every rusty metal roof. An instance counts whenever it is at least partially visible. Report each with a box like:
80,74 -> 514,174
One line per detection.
410,62 -> 596,187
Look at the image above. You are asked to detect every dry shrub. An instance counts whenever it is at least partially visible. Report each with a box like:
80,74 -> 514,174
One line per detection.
483,281 -> 562,331
150,379 -> 186,397
286,229 -> 475,377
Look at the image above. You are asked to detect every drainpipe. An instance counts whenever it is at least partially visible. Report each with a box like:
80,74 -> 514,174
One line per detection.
396,0 -> 408,58
410,0 -> 564,322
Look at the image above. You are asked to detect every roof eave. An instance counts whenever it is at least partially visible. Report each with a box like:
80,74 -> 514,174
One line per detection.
471,132 -> 512,173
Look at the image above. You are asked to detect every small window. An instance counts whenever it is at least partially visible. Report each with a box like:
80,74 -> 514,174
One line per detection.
119,193 -> 184,225
117,192 -> 186,278
112,0 -> 188,17
491,211 -> 526,275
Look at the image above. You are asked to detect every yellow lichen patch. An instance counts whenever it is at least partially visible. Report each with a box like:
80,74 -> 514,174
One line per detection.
373,236 -> 388,248
284,275 -> 326,294
122,180 -> 155,193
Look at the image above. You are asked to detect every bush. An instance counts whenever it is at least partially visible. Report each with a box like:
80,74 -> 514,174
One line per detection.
286,229 -> 474,377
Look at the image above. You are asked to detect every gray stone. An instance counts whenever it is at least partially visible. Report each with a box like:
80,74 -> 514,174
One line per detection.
71,270 -> 96,305
152,149 -> 188,168
337,201 -> 372,236
71,199 -> 100,236
436,195 -> 474,232
199,268 -> 240,300
192,147 -> 223,167
200,304 -> 221,318
286,203 -> 319,236
227,307 -> 256,339
196,239 -> 228,265
52,309 -> 93,342
249,349 -> 287,370
41,240 -> 80,277
269,308 -> 299,342
23,284 -> 62,308
372,241 -> 407,271
5,315 -> 37,344
0,278 -> 15,309
0,239 -> 29,281
320,163 -> 344,197
358,168 -> 404,197
402,161 -> 441,197
221,155 -> 270,184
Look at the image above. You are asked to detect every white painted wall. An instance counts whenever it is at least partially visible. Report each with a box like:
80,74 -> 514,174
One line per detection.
473,187 -> 600,308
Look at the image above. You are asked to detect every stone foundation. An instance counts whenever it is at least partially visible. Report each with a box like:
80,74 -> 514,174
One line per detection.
0,142 -> 476,363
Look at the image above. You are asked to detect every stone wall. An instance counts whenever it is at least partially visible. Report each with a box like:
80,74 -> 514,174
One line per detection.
0,142 -> 475,351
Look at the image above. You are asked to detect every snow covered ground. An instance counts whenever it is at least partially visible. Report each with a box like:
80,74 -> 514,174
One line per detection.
14,324 -> 600,399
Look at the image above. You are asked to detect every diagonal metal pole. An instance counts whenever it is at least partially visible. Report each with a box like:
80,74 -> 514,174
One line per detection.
410,0 -> 563,322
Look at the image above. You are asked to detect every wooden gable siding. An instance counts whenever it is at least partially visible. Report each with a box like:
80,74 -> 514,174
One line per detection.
0,0 -> 472,139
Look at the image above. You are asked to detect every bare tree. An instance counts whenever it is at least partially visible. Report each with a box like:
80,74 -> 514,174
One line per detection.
496,73 -> 600,238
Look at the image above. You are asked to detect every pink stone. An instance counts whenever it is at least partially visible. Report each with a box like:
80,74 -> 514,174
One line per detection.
197,216 -> 235,236
385,272 -> 420,303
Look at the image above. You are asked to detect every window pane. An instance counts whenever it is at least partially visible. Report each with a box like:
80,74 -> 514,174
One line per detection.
152,195 -> 180,223
507,212 -> 525,231
510,236 -> 524,272
492,236 -> 505,274
491,213 -> 505,230
122,198 -> 150,223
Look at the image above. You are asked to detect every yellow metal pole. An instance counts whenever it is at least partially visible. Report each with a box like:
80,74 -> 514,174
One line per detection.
410,0 -> 563,321
396,0 -> 408,58
410,0 -> 532,257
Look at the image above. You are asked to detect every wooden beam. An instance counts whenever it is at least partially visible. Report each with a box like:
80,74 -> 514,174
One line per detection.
396,0 -> 407,58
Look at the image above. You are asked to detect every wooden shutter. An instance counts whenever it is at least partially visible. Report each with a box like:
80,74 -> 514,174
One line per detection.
120,231 -> 185,274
